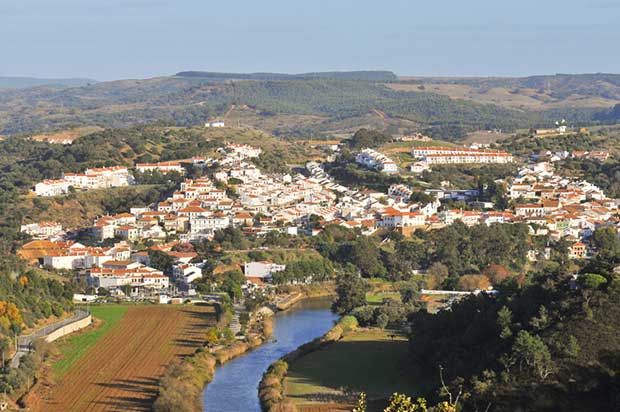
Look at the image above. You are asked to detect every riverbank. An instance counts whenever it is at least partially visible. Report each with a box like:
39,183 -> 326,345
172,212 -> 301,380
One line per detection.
259,319 -> 417,412
153,305 -> 273,412
202,298 -> 337,412
258,316 -> 357,412
274,282 -> 336,311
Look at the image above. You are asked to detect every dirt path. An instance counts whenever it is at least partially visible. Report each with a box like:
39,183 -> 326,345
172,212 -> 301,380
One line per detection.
35,305 -> 215,412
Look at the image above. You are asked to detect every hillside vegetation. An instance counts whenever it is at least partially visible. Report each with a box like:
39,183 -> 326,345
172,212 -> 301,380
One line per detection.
5,72 -> 615,139
1,72 -> 619,139
397,74 -> 620,116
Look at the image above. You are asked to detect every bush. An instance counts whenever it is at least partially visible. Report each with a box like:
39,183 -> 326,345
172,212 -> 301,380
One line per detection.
338,315 -> 359,333
351,305 -> 375,326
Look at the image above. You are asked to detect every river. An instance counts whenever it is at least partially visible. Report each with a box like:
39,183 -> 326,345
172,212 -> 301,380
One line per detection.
203,298 -> 338,412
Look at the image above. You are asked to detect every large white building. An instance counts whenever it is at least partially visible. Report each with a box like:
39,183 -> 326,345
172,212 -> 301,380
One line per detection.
411,147 -> 513,165
63,166 -> 132,190
34,166 -> 133,196
136,161 -> 185,174
87,264 -> 169,291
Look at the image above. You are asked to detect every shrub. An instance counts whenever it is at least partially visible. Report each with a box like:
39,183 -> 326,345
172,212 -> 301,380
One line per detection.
338,315 -> 359,333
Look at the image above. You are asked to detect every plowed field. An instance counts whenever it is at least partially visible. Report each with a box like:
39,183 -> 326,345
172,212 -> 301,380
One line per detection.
37,304 -> 216,412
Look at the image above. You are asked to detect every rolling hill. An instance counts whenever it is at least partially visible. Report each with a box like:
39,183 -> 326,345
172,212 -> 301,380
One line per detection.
0,71 -> 619,139
0,76 -> 96,89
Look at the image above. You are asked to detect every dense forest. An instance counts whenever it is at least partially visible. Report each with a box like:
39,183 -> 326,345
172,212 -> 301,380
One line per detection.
408,255 -> 620,411
325,225 -> 620,412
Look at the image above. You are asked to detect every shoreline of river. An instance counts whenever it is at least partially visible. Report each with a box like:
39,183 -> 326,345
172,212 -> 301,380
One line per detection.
202,294 -> 335,411
152,295 -> 335,412
258,316 -> 354,412
152,303 -> 274,412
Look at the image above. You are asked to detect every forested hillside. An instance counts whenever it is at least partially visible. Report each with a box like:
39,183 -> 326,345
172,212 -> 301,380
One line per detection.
407,232 -> 620,412
0,75 -> 540,137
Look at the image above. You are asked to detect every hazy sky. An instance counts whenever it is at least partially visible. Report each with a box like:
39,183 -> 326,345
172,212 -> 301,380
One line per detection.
1,0 -> 619,80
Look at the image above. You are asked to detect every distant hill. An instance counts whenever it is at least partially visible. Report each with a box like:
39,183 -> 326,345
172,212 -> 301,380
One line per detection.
0,76 -> 97,89
0,71 -> 619,138
0,75 -> 539,138
175,70 -> 398,81
396,73 -> 620,111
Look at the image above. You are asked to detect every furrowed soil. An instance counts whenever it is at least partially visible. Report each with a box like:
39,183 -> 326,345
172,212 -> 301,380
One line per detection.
32,304 -> 216,412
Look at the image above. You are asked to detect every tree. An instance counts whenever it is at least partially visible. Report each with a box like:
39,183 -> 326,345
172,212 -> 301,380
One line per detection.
205,327 -> 220,347
578,273 -> 608,312
383,393 -> 428,412
497,306 -> 513,339
347,128 -> 391,149
398,281 -> 421,305
148,250 -> 175,273
457,275 -> 490,291
426,262 -> 449,289
482,264 -> 511,285
332,271 -> 370,314
218,270 -> 245,300
505,330 -> 554,381
592,227 -> 620,263
347,237 -> 387,278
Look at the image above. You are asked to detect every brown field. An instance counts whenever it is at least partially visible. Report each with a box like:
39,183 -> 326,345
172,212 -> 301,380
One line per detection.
36,305 -> 216,412
30,126 -> 104,143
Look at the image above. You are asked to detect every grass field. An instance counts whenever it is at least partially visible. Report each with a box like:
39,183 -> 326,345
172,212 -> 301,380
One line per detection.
34,304 -> 217,412
284,329 -> 420,411
53,305 -> 129,377
365,291 -> 401,305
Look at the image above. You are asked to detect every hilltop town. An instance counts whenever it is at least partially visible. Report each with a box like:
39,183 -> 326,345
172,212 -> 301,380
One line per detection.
15,127 -> 616,303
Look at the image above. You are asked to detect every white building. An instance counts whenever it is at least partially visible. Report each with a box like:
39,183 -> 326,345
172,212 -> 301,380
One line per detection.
410,161 -> 430,174
136,161 -> 185,174
243,261 -> 286,279
355,149 -> 398,174
412,147 -> 513,165
173,263 -> 203,285
34,179 -> 71,197
20,222 -> 63,239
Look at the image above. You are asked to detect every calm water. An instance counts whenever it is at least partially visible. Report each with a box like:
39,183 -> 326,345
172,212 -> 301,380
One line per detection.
203,298 -> 338,412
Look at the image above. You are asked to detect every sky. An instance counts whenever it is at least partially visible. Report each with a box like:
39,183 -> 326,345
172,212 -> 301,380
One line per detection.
1,0 -> 619,81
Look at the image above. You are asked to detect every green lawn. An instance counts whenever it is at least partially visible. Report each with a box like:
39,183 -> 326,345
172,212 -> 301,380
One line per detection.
365,291 -> 401,305
284,329 -> 422,406
53,305 -> 129,377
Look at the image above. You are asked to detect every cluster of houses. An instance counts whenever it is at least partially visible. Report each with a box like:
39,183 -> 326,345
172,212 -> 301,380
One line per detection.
509,161 -> 619,258
531,149 -> 610,163
18,238 -> 202,295
20,139 -> 620,296
20,221 -> 64,240
355,148 -> 398,174
33,157 -> 209,197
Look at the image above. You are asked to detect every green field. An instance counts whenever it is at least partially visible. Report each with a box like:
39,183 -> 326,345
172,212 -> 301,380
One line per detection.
53,305 -> 129,377
284,329 -> 421,408
365,291 -> 401,305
